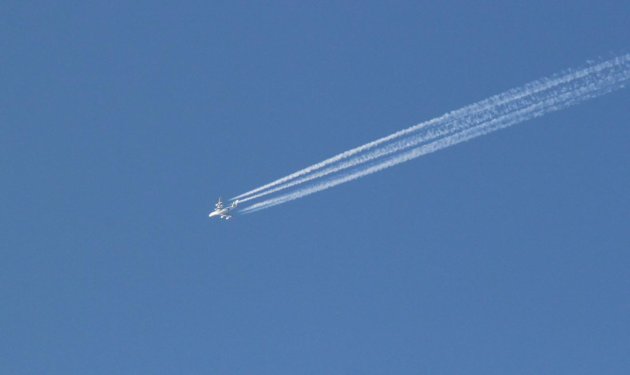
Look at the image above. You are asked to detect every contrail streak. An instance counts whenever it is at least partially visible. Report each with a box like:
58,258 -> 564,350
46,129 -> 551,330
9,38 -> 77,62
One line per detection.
236,54 -> 630,213
232,55 -> 628,202
235,61 -> 611,204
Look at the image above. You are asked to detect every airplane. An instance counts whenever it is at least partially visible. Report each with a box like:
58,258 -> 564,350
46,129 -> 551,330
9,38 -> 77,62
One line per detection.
209,197 -> 238,220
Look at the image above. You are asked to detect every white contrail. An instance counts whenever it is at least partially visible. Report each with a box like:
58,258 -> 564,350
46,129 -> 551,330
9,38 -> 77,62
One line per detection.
237,54 -> 630,213
235,68 -> 601,204
232,55 -> 629,203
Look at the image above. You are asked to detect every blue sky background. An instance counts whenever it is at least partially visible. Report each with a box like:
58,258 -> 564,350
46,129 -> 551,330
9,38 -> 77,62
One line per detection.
2,1 -> 629,374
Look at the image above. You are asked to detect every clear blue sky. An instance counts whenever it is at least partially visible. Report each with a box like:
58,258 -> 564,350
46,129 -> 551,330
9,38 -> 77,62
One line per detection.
2,2 -> 629,374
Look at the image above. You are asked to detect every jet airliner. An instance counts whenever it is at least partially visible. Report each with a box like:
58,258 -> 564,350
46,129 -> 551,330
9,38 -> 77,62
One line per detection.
209,198 -> 238,220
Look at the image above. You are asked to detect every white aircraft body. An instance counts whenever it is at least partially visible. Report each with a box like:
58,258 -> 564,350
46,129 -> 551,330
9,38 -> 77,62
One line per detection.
209,198 -> 238,220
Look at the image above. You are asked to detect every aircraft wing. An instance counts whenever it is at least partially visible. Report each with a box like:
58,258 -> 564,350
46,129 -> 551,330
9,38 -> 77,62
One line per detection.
215,199 -> 224,209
